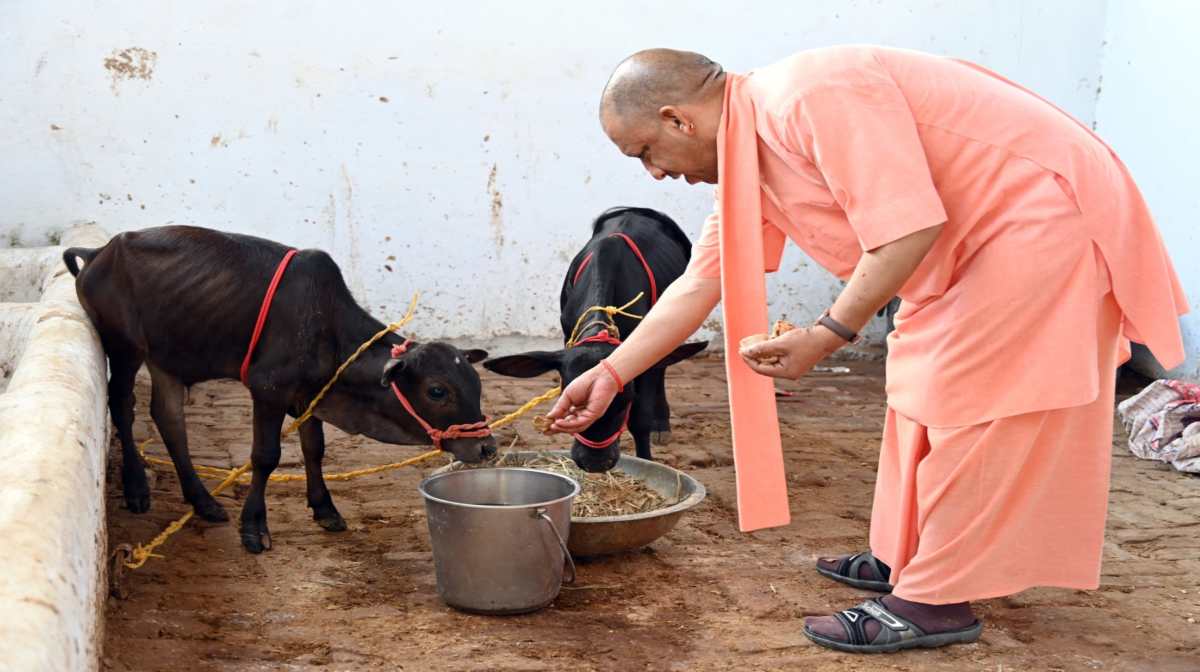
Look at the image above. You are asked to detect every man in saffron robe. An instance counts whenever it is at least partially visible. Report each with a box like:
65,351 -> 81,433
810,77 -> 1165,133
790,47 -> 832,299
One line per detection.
546,46 -> 1187,652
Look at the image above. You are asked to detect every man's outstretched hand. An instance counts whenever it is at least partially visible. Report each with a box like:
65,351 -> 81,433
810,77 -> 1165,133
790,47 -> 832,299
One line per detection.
546,364 -> 621,433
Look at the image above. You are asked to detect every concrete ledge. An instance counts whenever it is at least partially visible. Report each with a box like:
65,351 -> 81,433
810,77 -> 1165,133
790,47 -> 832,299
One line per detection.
0,225 -> 111,672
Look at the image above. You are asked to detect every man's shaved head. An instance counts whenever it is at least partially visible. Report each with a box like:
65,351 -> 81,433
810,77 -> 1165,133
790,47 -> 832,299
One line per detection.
600,49 -> 724,123
599,48 -> 727,185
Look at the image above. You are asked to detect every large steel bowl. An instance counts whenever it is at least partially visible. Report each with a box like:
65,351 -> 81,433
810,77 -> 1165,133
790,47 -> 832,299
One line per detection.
432,450 -> 706,557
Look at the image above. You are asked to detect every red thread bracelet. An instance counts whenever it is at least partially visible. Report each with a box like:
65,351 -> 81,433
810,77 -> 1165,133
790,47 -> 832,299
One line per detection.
600,359 -> 624,391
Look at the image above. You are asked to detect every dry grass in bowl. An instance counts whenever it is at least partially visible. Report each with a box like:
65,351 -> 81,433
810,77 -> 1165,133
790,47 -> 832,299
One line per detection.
444,452 -> 678,518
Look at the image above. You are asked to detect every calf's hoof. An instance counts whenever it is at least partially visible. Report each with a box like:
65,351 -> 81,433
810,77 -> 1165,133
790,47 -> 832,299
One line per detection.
311,498 -> 347,532
123,489 -> 151,514
316,513 -> 347,532
239,524 -> 272,554
192,496 -> 230,523
313,507 -> 347,532
652,431 -> 672,446
122,469 -> 152,513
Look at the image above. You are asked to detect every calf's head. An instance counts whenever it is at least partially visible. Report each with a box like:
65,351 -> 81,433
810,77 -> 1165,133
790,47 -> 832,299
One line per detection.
316,342 -> 496,463
483,340 -> 706,472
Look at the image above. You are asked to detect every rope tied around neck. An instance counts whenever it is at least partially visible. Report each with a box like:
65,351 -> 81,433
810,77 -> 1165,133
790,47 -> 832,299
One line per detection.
386,338 -> 492,450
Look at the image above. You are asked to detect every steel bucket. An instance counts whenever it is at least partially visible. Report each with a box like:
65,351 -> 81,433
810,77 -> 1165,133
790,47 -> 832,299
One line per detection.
418,468 -> 579,614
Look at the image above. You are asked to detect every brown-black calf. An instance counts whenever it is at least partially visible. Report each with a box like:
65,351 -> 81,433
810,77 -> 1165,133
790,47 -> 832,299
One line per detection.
65,226 -> 494,553
483,207 -> 706,473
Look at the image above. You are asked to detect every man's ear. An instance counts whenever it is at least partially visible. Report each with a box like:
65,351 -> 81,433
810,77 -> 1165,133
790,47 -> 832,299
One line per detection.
659,105 -> 693,134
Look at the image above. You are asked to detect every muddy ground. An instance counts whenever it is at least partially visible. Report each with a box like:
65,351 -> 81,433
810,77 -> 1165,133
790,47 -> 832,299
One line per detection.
102,355 -> 1200,672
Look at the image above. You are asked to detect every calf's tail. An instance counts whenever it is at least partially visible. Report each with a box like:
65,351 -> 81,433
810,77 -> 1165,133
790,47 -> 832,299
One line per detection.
62,247 -> 99,277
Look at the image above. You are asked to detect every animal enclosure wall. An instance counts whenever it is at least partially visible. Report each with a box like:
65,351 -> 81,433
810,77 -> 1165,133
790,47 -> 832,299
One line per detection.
0,225 -> 111,672
1,0 -> 1114,349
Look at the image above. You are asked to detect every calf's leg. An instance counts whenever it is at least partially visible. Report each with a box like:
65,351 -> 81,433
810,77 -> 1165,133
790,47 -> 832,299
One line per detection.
108,344 -> 150,513
299,418 -> 346,531
630,382 -> 656,461
645,367 -> 672,446
240,400 -> 285,553
148,364 -> 228,522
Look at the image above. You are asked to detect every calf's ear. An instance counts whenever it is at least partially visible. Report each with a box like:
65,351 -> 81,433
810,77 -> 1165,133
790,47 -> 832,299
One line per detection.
651,340 -> 708,369
380,356 -> 407,387
461,349 -> 489,364
482,351 -> 564,378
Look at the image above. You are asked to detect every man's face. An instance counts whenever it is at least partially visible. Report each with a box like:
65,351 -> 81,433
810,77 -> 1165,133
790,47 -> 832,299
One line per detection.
603,109 -> 718,185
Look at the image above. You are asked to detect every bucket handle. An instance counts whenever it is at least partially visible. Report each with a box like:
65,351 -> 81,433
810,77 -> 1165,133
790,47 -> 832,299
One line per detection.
534,508 -> 576,585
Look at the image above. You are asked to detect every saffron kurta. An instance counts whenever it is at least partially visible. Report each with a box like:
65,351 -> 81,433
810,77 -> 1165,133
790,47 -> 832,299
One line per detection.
689,46 -> 1187,600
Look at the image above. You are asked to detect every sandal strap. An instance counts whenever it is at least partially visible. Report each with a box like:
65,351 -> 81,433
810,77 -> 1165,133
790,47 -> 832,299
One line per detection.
836,551 -> 890,583
831,608 -> 872,646
833,599 -> 929,647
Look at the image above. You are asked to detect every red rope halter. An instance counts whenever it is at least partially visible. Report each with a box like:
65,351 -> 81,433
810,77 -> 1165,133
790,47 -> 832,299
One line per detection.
388,342 -> 492,451
244,267 -> 490,452
571,402 -> 632,450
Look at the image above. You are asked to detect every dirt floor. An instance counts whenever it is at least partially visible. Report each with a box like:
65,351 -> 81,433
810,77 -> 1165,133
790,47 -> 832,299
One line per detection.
101,355 -> 1200,672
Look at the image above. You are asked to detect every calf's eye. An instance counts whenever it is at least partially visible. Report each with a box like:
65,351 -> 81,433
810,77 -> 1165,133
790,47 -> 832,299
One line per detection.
427,385 -> 449,401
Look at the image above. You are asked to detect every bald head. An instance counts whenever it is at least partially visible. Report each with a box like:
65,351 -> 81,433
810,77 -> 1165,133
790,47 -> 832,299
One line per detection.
598,49 -> 726,185
600,49 -> 724,124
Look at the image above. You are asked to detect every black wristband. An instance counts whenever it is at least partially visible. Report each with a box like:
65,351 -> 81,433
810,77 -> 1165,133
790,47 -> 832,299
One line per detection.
816,311 -> 860,344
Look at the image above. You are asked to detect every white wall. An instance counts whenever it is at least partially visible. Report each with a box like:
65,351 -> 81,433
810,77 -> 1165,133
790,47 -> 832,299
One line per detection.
0,1 -> 1108,346
1094,0 -> 1200,380
0,226 -> 112,672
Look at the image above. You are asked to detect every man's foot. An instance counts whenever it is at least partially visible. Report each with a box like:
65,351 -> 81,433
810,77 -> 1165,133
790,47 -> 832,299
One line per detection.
815,551 -> 893,592
803,595 -> 981,653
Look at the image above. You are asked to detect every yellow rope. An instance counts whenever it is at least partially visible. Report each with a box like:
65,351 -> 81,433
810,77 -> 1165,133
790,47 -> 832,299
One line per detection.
281,292 -> 420,438
565,292 -> 644,347
123,461 -> 252,568
488,385 -> 562,430
123,294 -> 562,569
136,386 -> 563,486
